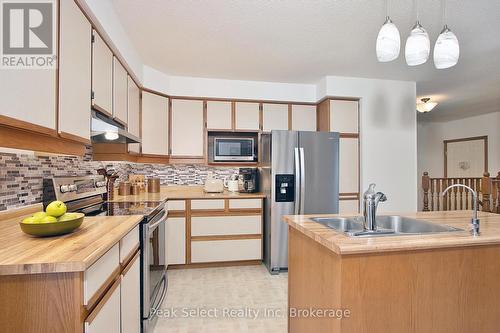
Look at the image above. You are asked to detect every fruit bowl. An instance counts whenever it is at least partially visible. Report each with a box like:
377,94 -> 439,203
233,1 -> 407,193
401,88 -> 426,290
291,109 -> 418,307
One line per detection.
19,213 -> 85,237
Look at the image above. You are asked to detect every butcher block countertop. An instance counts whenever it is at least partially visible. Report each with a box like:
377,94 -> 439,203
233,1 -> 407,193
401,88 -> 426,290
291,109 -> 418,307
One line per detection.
109,185 -> 265,202
283,211 -> 500,255
0,206 -> 142,276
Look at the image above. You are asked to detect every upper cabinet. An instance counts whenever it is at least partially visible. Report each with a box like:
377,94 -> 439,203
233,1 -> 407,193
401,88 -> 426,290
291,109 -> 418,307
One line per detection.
329,100 -> 359,133
291,105 -> 316,131
262,103 -> 288,132
112,57 -> 128,125
235,102 -> 260,131
171,99 -> 204,157
206,101 -> 232,130
142,92 -> 168,155
92,31 -> 113,115
127,76 -> 140,154
58,0 -> 92,142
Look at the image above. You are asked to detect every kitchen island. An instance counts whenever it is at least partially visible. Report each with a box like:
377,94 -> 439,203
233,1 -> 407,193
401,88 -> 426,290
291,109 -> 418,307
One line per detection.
0,205 -> 143,332
284,211 -> 500,333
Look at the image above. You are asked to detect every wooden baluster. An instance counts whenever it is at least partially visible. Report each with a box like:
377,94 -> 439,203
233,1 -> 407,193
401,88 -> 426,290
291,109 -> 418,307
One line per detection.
459,180 -> 464,210
422,172 -> 430,212
481,173 -> 491,212
465,178 -> 469,210
496,172 -> 500,213
430,178 -> 435,211
443,179 -> 449,211
436,179 -> 441,211
453,179 -> 458,210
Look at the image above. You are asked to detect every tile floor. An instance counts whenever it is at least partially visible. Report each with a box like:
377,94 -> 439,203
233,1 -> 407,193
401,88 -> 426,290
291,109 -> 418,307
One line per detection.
154,264 -> 288,333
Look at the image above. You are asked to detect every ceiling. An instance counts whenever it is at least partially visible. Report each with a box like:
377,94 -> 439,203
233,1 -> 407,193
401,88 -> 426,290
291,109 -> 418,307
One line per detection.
111,0 -> 500,121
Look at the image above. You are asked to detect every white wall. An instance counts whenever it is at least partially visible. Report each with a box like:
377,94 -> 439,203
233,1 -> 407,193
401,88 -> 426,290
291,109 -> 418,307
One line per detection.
321,76 -> 418,212
143,65 -> 317,102
417,111 -> 500,209
78,0 -> 143,82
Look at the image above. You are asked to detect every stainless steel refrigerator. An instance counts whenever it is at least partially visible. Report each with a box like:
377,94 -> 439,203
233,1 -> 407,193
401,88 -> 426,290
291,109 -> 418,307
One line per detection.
260,130 -> 340,274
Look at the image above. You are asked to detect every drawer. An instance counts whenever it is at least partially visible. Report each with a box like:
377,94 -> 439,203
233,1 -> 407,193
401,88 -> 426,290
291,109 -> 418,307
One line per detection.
191,239 -> 262,263
191,216 -> 261,236
85,277 -> 121,333
191,199 -> 225,210
167,200 -> 185,211
84,244 -> 120,306
229,199 -> 262,209
119,225 -> 139,263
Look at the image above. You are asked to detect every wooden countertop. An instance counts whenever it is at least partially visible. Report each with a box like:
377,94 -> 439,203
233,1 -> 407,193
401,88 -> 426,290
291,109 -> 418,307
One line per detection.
0,206 -> 142,276
109,185 -> 265,202
284,211 -> 500,255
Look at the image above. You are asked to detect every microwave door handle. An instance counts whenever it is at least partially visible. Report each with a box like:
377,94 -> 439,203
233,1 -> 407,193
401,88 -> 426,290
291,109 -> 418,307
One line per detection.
294,147 -> 301,215
299,148 -> 306,214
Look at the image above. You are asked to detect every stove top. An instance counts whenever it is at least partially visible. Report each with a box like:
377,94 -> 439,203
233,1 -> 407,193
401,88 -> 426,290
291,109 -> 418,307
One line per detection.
77,201 -> 164,219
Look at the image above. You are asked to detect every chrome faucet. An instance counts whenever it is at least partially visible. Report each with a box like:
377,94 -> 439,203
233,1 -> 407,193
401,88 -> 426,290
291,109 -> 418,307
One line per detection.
442,184 -> 480,236
363,184 -> 387,231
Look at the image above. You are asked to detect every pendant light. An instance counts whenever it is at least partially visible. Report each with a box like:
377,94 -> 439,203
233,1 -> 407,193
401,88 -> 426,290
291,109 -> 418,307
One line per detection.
405,0 -> 430,66
416,98 -> 437,113
376,0 -> 400,62
433,0 -> 459,69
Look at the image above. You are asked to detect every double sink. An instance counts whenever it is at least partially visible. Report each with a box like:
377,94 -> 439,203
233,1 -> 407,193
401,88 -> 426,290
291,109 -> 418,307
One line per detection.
311,215 -> 463,237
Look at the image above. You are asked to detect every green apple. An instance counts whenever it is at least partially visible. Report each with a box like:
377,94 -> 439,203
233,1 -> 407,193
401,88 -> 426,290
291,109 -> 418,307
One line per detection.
40,216 -> 58,223
45,201 -> 67,217
32,212 -> 47,221
22,216 -> 38,224
58,213 -> 78,222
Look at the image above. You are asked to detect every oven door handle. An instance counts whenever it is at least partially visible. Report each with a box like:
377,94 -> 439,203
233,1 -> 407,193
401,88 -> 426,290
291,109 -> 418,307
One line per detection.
148,214 -> 167,232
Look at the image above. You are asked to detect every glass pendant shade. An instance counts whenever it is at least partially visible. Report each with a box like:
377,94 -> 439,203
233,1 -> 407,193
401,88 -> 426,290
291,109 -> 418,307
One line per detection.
376,17 -> 401,62
416,98 -> 437,113
405,21 -> 430,66
433,25 -> 459,69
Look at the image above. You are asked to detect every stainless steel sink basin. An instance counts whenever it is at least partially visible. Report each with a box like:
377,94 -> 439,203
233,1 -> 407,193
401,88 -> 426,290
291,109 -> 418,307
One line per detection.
311,216 -> 463,237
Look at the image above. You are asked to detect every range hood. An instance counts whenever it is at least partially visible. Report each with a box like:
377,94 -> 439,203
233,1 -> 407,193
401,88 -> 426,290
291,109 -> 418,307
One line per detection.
91,110 -> 141,144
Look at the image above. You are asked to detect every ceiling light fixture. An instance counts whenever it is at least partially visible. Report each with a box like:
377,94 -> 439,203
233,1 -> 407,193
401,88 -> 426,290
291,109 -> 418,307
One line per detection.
376,0 -> 400,62
433,0 -> 459,69
405,0 -> 430,66
416,98 -> 437,113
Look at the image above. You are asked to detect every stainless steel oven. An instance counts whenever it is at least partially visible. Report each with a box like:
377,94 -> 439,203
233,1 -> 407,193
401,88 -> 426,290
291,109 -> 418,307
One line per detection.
141,206 -> 167,332
214,137 -> 256,161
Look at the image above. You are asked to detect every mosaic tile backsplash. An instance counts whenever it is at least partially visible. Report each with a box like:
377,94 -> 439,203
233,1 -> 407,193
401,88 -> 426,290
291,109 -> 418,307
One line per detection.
0,146 -> 238,211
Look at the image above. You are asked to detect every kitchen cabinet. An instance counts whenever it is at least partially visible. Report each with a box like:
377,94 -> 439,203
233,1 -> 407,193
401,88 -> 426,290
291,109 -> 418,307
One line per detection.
92,30 -> 113,115
262,103 -> 288,132
166,217 -> 186,265
84,278 -> 121,333
120,253 -> 141,333
339,138 -> 359,194
191,239 -> 261,263
170,99 -> 204,157
291,105 -> 316,131
58,0 -> 92,142
339,199 -> 360,214
206,101 -> 232,130
142,91 -> 168,155
330,100 -> 358,133
235,102 -> 260,130
112,57 -> 128,125
127,76 -> 140,154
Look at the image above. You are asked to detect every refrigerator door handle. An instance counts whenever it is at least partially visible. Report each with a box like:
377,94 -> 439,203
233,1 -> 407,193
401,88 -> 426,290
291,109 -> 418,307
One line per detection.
294,147 -> 301,215
299,147 -> 306,214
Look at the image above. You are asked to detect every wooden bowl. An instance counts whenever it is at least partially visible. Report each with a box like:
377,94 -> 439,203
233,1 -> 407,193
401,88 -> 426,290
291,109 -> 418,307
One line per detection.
19,213 -> 85,237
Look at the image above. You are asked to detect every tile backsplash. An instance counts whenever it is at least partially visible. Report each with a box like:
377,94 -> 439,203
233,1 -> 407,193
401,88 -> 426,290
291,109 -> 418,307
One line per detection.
0,146 -> 238,211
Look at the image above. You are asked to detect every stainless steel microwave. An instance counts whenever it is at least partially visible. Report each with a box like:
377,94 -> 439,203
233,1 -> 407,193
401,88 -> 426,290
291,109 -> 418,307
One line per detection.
214,137 -> 256,161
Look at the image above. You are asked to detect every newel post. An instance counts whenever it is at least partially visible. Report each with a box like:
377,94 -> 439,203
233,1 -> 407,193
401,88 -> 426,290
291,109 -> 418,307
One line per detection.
422,172 -> 430,212
481,172 -> 491,212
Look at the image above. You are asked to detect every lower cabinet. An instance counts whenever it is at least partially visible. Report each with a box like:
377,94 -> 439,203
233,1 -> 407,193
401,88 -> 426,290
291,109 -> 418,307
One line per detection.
166,198 -> 263,266
120,253 -> 141,333
166,217 -> 186,265
85,278 -> 121,333
84,228 -> 141,333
